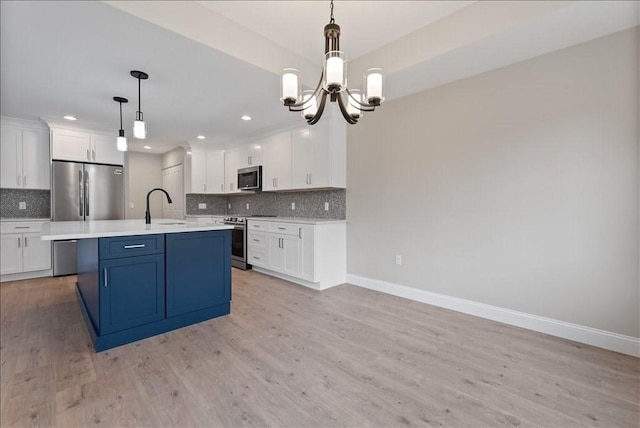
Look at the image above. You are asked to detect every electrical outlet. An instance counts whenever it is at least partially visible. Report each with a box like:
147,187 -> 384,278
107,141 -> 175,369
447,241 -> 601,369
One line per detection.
198,203 -> 207,209
228,203 -> 231,209
324,202 -> 329,211
291,202 -> 295,210
246,203 -> 250,210
129,202 -> 134,209
395,255 -> 402,265
18,201 -> 26,210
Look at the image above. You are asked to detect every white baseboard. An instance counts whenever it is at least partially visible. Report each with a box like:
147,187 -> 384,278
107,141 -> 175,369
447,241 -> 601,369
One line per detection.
347,274 -> 640,357
1,269 -> 52,284
251,266 -> 339,291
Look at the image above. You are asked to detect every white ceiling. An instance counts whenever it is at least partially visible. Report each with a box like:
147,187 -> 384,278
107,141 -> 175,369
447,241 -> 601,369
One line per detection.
1,1 -> 638,154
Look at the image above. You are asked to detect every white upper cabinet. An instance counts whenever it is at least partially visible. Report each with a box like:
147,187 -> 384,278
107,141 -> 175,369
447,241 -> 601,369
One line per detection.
205,150 -> 225,194
224,148 -> 238,193
188,148 -> 225,194
92,134 -> 125,166
234,145 -> 263,169
1,122 -> 50,189
262,134 -> 292,191
51,128 -> 124,165
291,108 -> 346,190
189,147 -> 207,193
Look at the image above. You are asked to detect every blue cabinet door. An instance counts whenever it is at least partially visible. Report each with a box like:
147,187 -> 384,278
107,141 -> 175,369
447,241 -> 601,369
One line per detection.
165,230 -> 231,317
99,254 -> 165,334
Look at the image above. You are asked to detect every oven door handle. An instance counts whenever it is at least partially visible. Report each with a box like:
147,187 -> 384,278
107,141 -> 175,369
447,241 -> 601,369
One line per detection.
233,225 -> 244,230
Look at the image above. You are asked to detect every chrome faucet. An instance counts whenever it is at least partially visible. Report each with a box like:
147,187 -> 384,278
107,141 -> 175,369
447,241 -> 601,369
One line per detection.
145,188 -> 172,224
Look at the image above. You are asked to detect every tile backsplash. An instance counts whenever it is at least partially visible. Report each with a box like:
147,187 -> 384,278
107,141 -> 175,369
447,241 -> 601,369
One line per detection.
0,188 -> 51,218
186,189 -> 345,219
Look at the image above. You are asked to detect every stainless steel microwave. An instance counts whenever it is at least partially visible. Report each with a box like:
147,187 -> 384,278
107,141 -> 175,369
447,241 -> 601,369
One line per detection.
238,166 -> 262,191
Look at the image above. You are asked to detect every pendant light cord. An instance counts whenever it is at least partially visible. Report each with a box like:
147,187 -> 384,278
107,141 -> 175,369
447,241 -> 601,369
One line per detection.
119,101 -> 123,129
137,77 -> 141,113
329,0 -> 334,24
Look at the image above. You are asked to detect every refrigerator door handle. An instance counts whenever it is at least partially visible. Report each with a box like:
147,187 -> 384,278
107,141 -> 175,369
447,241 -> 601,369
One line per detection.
78,170 -> 84,217
85,171 -> 89,217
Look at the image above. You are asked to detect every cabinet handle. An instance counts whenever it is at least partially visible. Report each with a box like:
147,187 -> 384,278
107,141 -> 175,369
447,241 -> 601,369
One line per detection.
17,175 -> 20,186
275,177 -> 278,187
123,244 -> 145,249
104,268 -> 108,287
87,149 -> 90,161
221,183 -> 224,192
14,226 -> 29,229
204,183 -> 206,192
253,255 -> 260,260
299,228 -> 301,239
92,149 -> 96,161
278,227 -> 286,230
17,237 -> 20,248
24,237 -> 27,247
253,239 -> 260,242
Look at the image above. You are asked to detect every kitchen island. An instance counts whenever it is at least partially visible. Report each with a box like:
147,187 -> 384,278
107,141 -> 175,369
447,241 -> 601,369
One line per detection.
41,220 -> 234,351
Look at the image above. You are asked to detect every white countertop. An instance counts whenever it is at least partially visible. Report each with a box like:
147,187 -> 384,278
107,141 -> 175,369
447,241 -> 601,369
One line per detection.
246,217 -> 347,225
41,219 -> 233,240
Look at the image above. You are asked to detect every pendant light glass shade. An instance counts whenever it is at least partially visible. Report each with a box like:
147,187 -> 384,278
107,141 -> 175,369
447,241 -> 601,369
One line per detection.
364,68 -> 384,105
281,68 -> 300,105
133,117 -> 146,139
117,135 -> 128,152
324,51 -> 346,92
300,90 -> 318,119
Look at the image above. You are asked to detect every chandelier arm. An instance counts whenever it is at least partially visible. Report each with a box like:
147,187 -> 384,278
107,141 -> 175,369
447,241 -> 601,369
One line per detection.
336,92 -> 359,125
344,88 -> 377,111
307,91 -> 329,125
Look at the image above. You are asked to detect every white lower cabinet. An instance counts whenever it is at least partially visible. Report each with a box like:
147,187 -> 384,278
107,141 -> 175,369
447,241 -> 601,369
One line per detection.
0,221 -> 52,281
247,219 -> 346,290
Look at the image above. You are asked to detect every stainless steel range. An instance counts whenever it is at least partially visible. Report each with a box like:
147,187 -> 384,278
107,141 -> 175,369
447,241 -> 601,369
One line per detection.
223,217 -> 249,270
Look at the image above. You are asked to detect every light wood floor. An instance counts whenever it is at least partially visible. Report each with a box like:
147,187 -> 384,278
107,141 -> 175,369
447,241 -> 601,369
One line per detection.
1,270 -> 638,427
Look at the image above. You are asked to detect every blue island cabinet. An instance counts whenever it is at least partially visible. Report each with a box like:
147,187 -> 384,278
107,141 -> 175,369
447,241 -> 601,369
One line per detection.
76,230 -> 231,351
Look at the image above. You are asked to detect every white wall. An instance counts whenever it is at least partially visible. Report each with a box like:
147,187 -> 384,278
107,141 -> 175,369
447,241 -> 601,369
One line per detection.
346,28 -> 639,338
126,151 -> 163,219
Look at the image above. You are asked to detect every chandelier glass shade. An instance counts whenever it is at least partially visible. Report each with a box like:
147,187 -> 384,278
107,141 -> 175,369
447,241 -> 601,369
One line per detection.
280,0 -> 384,125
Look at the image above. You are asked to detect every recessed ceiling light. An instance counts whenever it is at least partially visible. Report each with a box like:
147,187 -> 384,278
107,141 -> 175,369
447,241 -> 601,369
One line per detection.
186,151 -> 192,155
241,115 -> 252,121
196,135 -> 205,140
63,115 -> 77,121
143,145 -> 151,150
254,145 -> 262,149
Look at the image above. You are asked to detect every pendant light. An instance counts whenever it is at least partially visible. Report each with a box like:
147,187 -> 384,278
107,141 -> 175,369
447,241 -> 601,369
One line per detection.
280,0 -> 384,125
131,70 -> 149,139
113,96 -> 128,152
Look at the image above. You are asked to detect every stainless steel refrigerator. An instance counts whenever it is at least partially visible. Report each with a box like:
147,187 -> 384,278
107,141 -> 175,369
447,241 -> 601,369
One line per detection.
52,161 -> 124,276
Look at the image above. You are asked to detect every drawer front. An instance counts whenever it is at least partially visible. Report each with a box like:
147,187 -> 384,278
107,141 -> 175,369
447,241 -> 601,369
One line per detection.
247,248 -> 267,267
0,221 -> 47,234
247,231 -> 267,248
99,234 -> 164,259
247,220 -> 269,231
268,222 -> 300,236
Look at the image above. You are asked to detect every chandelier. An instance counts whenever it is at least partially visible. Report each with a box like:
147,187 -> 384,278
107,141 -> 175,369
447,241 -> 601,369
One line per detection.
280,0 -> 384,125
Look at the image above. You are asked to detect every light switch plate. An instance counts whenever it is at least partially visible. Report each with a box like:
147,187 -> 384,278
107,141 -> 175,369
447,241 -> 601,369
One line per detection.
18,201 -> 26,210
228,203 -> 231,209
129,202 -> 134,209
246,203 -> 250,210
291,202 -> 295,210
324,202 -> 329,211
198,203 -> 207,209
